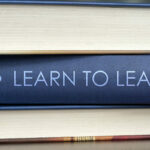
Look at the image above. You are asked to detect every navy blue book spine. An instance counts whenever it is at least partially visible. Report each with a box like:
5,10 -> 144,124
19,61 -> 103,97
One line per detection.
0,105 -> 150,110
0,55 -> 150,107
0,0 -> 150,7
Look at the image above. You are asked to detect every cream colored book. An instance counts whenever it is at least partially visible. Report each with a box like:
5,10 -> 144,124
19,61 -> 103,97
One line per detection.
0,109 -> 150,143
0,5 -> 150,54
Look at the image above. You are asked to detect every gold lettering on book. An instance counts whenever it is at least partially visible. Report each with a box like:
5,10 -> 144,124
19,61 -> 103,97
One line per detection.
74,136 -> 95,142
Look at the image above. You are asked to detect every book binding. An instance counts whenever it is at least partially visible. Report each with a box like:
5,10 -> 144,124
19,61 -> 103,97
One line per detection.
1,135 -> 150,144
0,0 -> 150,7
1,55 -> 150,109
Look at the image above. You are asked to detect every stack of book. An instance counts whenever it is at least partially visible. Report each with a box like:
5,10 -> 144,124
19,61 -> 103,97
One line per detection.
0,0 -> 150,145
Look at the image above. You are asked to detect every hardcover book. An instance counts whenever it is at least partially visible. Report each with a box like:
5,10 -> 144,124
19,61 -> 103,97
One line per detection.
0,109 -> 150,143
0,55 -> 150,109
0,0 -> 150,7
0,3 -> 150,53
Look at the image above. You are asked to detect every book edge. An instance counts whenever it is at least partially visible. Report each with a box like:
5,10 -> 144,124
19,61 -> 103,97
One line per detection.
0,105 -> 150,110
1,135 -> 150,144
0,50 -> 150,55
0,1 -> 150,7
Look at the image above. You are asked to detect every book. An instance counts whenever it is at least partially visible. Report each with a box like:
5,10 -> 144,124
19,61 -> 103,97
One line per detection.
1,135 -> 150,143
1,54 -> 150,109
0,0 -> 150,7
0,109 -> 150,143
0,4 -> 150,53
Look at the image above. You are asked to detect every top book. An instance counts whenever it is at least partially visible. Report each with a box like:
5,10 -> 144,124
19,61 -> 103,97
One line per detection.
0,1 -> 150,54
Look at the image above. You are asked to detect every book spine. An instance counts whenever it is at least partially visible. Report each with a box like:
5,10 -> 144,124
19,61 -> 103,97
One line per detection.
0,55 -> 150,105
0,105 -> 150,110
0,0 -> 150,7
1,135 -> 150,144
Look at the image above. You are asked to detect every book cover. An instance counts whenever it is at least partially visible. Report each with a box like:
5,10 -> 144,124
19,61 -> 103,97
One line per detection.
1,135 -> 150,144
1,105 -> 149,110
0,0 -> 150,7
